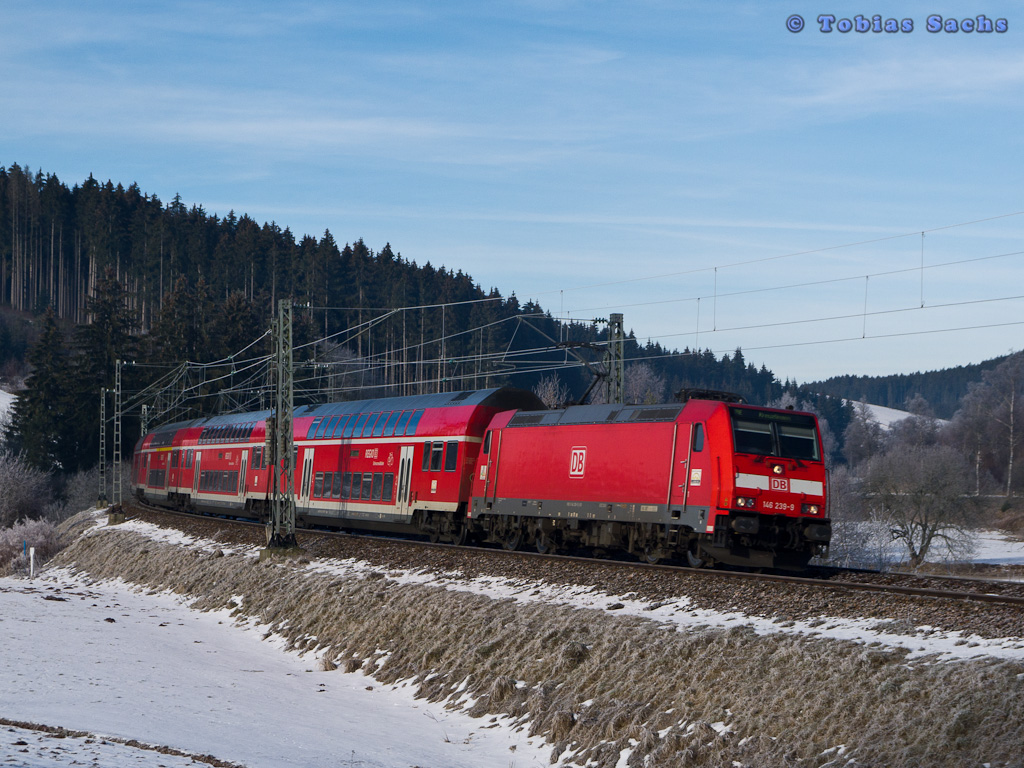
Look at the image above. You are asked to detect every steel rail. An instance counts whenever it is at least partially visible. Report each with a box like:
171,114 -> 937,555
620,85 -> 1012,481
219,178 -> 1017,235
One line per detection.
126,501 -> 1024,609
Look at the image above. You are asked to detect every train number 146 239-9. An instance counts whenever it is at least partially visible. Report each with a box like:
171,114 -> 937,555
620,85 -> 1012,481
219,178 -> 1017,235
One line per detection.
765,501 -> 795,511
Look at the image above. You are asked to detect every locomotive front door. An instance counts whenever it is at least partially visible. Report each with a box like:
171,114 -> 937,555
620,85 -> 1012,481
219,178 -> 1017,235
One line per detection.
395,444 -> 414,518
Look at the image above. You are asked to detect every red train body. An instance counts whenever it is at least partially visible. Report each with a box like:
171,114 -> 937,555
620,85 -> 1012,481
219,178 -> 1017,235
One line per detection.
131,387 -> 830,570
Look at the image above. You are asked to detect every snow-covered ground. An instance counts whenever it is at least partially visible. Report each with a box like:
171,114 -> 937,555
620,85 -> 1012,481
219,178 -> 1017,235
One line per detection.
3,510 -> 1023,766
969,529 -> 1024,564
853,400 -> 950,430
0,565 -> 552,768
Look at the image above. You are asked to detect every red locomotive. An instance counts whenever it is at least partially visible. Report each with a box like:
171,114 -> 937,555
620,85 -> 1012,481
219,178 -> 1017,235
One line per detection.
131,387 -> 830,570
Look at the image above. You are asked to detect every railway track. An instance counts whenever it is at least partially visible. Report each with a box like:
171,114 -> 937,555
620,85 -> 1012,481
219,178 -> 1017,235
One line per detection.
121,501 -> 1024,613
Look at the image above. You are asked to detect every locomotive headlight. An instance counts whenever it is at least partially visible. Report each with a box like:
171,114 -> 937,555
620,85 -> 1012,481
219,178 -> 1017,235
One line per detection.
771,464 -> 784,475
735,496 -> 756,509
802,503 -> 821,515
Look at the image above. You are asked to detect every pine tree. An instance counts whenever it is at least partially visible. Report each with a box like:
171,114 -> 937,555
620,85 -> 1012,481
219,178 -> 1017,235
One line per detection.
5,308 -> 76,470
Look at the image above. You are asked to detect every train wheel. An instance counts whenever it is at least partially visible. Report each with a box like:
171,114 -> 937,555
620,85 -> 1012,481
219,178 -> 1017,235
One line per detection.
451,521 -> 469,546
502,526 -> 523,551
642,545 -> 662,565
686,540 -> 711,569
534,530 -> 552,555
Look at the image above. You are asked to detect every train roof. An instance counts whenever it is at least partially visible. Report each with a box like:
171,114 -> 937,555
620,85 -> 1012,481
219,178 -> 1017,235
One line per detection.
294,386 -> 542,418
507,402 -> 683,428
142,387 -> 543,436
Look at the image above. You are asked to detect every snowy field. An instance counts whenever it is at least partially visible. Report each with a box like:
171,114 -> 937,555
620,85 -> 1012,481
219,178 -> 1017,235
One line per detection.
4,512 -> 1024,767
971,529 -> 1024,565
0,565 -> 552,768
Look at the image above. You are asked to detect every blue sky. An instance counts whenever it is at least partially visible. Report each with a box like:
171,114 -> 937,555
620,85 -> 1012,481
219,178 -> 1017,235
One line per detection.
3,1 -> 1022,384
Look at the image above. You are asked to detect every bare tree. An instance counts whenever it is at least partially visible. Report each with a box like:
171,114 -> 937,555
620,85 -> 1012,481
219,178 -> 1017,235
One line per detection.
533,374 -> 569,409
862,444 -> 975,568
985,352 -> 1024,496
843,401 -> 884,468
0,449 -> 53,528
624,362 -> 665,405
888,393 -> 939,449
948,382 -> 994,496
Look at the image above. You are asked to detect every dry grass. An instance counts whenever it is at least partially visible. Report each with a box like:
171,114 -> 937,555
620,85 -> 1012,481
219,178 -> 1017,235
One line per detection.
50,526 -> 1024,768
0,517 -> 67,576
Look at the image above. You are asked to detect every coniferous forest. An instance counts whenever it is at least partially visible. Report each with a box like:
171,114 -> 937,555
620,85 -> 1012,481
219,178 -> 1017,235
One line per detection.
0,164 -> 795,472
2,163 -> 1022,499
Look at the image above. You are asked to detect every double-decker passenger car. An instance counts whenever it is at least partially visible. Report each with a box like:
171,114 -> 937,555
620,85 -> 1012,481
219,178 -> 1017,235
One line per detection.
131,387 -> 830,570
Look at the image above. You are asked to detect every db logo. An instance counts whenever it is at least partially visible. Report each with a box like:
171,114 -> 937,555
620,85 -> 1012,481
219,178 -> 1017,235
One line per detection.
770,477 -> 790,492
569,447 -> 587,478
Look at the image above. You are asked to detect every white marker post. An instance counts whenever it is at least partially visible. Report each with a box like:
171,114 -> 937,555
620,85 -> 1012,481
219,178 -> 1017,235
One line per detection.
29,547 -> 35,578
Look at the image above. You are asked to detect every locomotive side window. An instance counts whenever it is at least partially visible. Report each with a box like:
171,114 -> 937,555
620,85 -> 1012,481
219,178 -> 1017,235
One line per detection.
692,424 -> 705,452
430,442 -> 444,471
422,441 -> 432,471
444,441 -> 458,471
186,449 -> 193,468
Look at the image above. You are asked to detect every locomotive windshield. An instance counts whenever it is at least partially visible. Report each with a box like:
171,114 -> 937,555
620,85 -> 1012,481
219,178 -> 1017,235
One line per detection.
729,407 -> 820,461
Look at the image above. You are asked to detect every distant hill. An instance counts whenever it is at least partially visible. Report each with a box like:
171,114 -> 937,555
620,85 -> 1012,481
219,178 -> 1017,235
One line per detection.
807,355 -> 1013,420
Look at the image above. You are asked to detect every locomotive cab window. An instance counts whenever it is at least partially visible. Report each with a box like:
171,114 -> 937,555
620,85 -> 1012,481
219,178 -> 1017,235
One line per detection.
483,431 -> 491,454
733,419 -> 772,455
730,408 -> 821,461
778,424 -> 820,461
